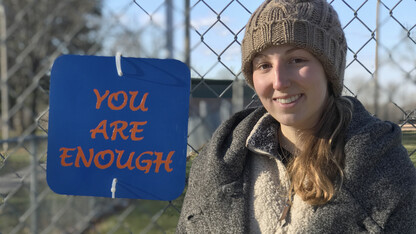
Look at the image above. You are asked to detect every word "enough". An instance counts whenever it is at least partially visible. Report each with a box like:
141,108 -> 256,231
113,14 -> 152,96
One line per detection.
59,147 -> 174,174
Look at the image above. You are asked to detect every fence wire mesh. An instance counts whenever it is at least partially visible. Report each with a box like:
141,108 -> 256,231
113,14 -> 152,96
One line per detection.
0,0 -> 415,233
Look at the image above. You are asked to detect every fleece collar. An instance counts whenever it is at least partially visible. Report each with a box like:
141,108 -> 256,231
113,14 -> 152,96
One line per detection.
245,113 -> 281,160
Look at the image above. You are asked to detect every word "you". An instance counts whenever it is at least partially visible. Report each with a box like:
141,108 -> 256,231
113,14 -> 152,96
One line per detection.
93,89 -> 149,111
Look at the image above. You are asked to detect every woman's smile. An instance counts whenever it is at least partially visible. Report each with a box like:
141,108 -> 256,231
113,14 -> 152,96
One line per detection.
274,94 -> 302,104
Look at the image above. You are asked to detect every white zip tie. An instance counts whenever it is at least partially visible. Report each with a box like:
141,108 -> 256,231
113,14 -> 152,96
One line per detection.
115,52 -> 123,76
111,178 -> 117,199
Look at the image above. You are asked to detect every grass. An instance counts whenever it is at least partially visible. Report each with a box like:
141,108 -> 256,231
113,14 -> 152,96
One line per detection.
88,199 -> 182,233
0,148 -> 31,176
84,157 -> 192,234
403,131 -> 416,166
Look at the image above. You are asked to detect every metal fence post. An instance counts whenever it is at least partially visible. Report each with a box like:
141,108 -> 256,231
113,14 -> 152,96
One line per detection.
374,0 -> 381,117
30,137 -> 38,234
0,4 -> 8,151
166,0 -> 173,58
184,0 -> 190,67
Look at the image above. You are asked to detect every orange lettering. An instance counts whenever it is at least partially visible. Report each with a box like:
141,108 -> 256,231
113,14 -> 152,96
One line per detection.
58,147 -> 175,173
110,120 -> 129,140
59,147 -> 75,167
116,150 -> 135,170
94,150 -> 114,169
90,120 -> 109,140
93,89 -> 110,109
108,91 -> 127,110
136,151 -> 153,173
75,147 -> 94,167
153,151 -> 174,173
129,121 -> 147,141
129,91 -> 149,112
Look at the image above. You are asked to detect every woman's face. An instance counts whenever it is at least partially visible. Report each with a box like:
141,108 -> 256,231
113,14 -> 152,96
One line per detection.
252,45 -> 328,131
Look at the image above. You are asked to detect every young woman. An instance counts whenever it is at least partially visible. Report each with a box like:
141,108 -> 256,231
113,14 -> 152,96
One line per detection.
177,0 -> 416,233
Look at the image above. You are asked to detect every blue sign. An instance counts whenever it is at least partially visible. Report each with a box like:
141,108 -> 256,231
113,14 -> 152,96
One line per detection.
47,55 -> 190,200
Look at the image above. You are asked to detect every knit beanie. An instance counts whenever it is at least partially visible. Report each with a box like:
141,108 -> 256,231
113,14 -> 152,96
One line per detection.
241,0 -> 347,97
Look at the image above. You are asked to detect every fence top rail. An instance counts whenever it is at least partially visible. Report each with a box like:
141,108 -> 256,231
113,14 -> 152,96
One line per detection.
0,135 -> 47,144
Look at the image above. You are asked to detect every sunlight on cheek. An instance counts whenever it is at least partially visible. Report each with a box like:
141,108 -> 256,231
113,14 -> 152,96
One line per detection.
299,66 -> 327,84
253,77 -> 274,97
299,66 -> 314,79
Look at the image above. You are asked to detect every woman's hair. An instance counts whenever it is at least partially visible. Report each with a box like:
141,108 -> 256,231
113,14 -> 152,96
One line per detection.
287,94 -> 353,205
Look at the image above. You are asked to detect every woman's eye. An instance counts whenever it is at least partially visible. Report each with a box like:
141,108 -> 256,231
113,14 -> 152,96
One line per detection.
257,63 -> 271,70
289,58 -> 306,64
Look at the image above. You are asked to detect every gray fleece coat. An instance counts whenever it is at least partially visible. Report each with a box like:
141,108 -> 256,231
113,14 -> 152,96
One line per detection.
177,97 -> 416,233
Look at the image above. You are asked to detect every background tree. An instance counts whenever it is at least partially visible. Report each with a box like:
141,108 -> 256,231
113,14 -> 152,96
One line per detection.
1,0 -> 103,135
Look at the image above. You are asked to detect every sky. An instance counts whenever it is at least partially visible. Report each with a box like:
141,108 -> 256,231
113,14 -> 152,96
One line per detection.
101,0 -> 416,107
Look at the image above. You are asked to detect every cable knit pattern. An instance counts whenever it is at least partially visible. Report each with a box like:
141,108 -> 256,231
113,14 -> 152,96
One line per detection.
241,0 -> 347,97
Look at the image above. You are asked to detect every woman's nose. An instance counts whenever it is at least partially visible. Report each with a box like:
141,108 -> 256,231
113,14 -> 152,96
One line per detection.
272,63 -> 291,90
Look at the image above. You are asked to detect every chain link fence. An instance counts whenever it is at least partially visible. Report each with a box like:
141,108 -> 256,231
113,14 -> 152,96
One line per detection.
0,0 -> 415,233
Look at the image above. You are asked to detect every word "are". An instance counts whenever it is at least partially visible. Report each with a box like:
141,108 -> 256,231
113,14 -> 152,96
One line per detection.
90,120 -> 147,141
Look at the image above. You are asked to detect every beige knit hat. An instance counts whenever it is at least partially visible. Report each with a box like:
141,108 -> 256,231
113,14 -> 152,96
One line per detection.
241,0 -> 347,97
